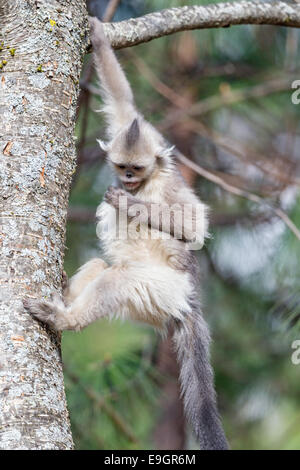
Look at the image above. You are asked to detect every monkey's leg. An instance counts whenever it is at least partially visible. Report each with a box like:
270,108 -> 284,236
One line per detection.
64,258 -> 108,304
24,263 -> 192,332
23,258 -> 108,330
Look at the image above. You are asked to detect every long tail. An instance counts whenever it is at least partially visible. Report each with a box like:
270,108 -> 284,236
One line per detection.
173,312 -> 229,450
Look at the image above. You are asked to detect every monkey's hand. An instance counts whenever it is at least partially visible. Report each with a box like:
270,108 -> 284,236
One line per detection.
23,293 -> 76,331
89,16 -> 108,49
104,186 -> 136,210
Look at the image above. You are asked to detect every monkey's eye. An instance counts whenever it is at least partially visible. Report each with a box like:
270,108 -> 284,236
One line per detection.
133,166 -> 144,171
117,164 -> 126,170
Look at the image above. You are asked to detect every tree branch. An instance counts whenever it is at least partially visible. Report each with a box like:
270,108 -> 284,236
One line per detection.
66,369 -> 138,445
159,75 -> 298,130
102,0 -> 121,23
97,1 -> 300,50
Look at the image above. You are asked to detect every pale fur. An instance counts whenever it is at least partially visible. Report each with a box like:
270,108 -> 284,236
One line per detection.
23,17 -> 228,450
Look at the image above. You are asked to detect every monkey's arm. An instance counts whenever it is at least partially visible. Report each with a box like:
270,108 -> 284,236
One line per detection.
105,185 -> 208,245
89,17 -> 137,136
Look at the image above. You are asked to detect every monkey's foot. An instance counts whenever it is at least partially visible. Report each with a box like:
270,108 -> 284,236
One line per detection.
23,293 -> 75,331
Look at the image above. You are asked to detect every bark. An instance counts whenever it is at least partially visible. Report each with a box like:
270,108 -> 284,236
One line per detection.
100,1 -> 300,49
0,0 -> 87,450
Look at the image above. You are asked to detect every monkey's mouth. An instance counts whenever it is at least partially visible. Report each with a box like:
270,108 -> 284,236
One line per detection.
124,181 -> 141,191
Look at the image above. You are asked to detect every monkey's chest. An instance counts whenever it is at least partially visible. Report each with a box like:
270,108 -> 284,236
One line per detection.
97,202 -> 183,267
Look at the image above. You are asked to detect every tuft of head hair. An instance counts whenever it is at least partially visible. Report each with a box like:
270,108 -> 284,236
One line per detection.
126,118 -> 140,149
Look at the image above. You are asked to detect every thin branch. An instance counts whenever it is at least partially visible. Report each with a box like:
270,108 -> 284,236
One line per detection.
67,206 -> 95,223
125,49 -> 188,109
102,0 -> 121,23
185,118 -> 300,187
175,150 -> 300,241
66,369 -> 138,444
159,76 -> 297,130
96,1 -> 300,50
210,212 -> 273,227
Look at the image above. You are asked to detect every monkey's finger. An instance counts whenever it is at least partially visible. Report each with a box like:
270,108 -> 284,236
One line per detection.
104,186 -> 116,203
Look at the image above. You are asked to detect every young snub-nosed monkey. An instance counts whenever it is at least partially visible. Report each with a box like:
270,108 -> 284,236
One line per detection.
24,17 -> 228,450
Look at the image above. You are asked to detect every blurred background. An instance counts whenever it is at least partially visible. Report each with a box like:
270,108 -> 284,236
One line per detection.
62,0 -> 300,449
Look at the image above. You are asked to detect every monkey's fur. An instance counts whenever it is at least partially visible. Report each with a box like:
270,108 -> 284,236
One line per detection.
24,17 -> 228,450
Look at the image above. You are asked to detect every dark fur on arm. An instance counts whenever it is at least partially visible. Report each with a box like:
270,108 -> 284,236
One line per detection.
105,187 -> 202,243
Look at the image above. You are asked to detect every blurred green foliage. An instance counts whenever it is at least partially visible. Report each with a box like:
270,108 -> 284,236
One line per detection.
62,0 -> 300,449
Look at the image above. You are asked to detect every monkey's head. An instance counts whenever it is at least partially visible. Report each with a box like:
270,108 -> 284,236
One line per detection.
98,118 -> 174,192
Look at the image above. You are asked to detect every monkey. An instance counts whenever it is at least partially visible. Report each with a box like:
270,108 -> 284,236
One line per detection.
23,17 -> 229,450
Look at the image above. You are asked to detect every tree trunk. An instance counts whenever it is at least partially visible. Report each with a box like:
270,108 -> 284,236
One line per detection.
0,0 -> 87,450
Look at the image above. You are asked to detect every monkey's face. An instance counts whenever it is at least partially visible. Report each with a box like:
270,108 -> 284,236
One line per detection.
106,118 -> 157,192
112,162 -> 150,191
98,118 -> 173,192
110,151 -> 157,191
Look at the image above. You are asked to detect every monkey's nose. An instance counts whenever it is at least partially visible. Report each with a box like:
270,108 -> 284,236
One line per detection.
126,171 -> 133,178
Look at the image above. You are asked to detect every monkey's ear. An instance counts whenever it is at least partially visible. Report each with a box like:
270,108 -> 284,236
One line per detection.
97,139 -> 110,153
156,146 -> 175,165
